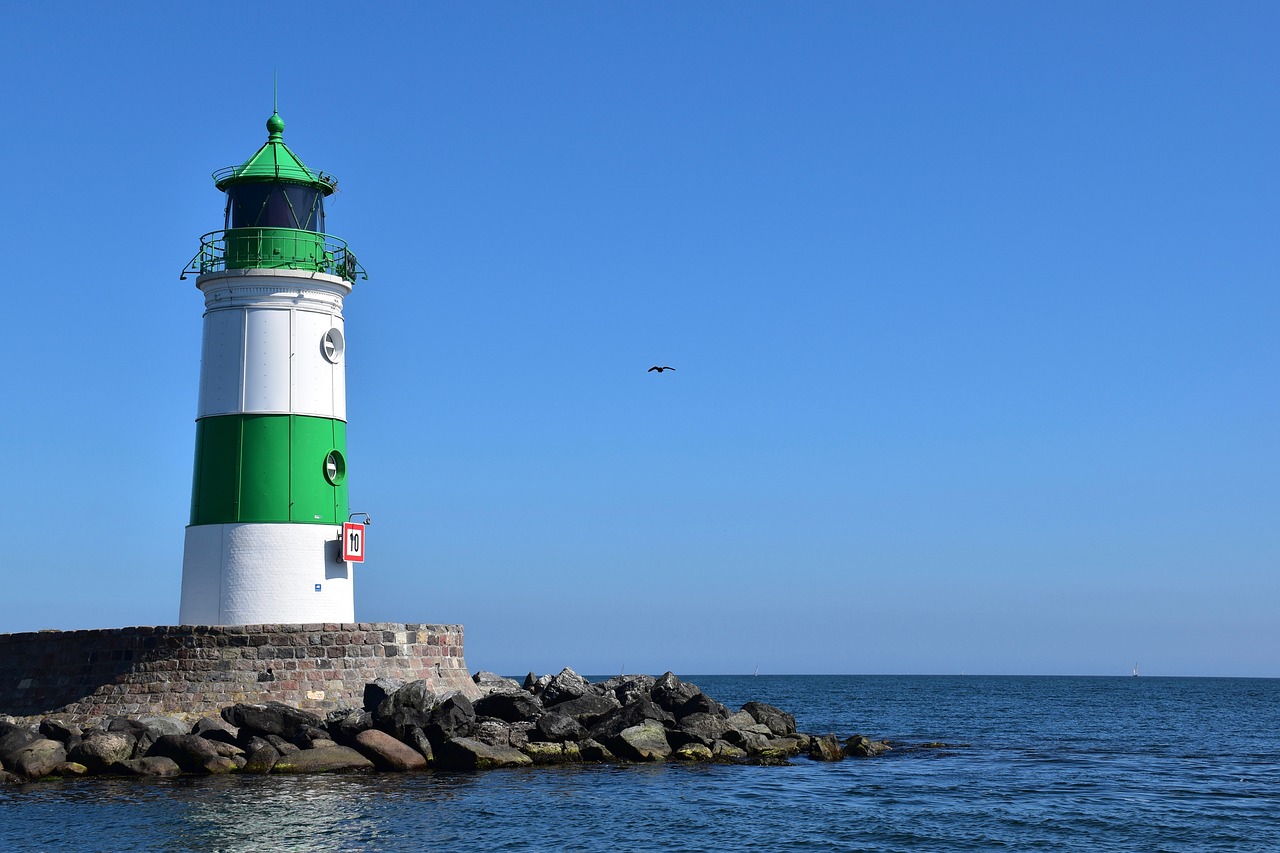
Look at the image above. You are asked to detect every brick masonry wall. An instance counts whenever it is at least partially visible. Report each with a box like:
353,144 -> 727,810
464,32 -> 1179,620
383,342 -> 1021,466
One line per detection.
0,623 -> 480,723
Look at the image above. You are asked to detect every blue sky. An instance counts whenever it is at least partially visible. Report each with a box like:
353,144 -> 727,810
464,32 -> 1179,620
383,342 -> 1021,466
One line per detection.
1,2 -> 1275,677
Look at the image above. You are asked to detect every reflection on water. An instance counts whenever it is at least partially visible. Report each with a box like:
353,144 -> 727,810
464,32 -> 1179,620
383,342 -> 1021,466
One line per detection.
2,772 -> 492,853
177,775 -> 452,852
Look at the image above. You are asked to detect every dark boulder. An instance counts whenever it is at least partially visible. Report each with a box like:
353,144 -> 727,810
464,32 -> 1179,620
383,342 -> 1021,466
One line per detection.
111,756 -> 182,777
724,710 -> 767,734
578,738 -> 617,763
192,716 -> 239,745
535,712 -> 584,743
51,761 -> 89,777
540,668 -> 590,706
271,745 -> 375,774
609,720 -> 672,762
749,738 -> 800,763
743,701 -> 797,736
593,675 -> 626,694
588,699 -> 674,743
223,702 -> 323,740
39,719 -> 81,743
0,720 -> 28,739
363,677 -> 406,713
507,721 -> 538,750
209,741 -> 245,759
242,744 -> 280,774
295,725 -> 331,749
720,710 -> 773,754
586,680 -> 616,697
723,728 -> 771,754
436,737 -> 532,770
0,727 -> 43,767
676,692 -> 726,719
148,734 -> 235,774
242,735 -> 273,755
265,734 -> 300,755
403,725 -> 435,763
104,717 -> 160,759
376,680 -> 443,739
328,709 -> 375,745
473,719 -> 513,747
608,674 -> 657,706
808,734 -> 844,762
423,695 -> 476,745
652,672 -> 702,715
473,691 -> 543,724
766,735 -> 809,757
712,740 -> 747,761
104,717 -> 151,736
473,671 -> 524,693
673,712 -> 732,747
69,732 -> 133,773
11,739 -> 67,780
552,693 -> 620,726
844,735 -> 892,757
137,716 -> 190,736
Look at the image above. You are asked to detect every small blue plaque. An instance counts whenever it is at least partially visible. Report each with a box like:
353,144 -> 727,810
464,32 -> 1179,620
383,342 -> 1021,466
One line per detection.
315,584 -> 322,592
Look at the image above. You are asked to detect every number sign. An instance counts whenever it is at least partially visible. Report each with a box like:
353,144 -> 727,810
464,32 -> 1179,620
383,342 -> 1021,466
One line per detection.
342,522 -> 366,563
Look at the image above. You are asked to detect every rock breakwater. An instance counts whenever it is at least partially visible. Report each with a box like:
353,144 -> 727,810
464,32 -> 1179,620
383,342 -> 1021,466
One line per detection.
0,668 -> 892,783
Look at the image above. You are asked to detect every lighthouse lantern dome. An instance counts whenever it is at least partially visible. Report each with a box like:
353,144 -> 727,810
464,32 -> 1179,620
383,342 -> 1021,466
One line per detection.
183,111 -> 364,283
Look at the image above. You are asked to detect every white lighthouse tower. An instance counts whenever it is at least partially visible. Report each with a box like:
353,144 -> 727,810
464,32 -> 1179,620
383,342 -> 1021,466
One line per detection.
179,111 -> 366,625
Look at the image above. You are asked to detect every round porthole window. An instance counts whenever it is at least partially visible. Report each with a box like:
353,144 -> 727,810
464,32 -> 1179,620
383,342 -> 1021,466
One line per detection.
324,450 -> 346,485
321,328 -> 345,364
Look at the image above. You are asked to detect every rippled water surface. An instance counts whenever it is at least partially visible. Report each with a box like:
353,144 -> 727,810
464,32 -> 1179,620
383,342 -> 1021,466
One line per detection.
3,676 -> 1278,851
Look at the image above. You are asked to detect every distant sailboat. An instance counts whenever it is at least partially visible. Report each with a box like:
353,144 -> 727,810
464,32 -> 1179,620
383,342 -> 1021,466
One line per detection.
753,664 -> 759,677
1133,663 -> 1140,678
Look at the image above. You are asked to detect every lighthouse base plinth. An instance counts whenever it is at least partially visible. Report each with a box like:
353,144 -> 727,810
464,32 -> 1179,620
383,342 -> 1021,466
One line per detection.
0,623 -> 479,723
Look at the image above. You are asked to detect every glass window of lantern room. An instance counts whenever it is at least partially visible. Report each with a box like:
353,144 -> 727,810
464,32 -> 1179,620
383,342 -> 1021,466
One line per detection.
227,184 -> 271,229
227,184 -> 325,232
284,185 -> 325,233
262,187 -> 292,227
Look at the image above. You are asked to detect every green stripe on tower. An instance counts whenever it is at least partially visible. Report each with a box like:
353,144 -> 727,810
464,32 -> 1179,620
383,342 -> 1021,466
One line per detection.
189,414 -> 348,525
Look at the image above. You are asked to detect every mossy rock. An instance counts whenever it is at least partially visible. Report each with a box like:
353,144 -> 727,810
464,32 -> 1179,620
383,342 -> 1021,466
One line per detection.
673,743 -> 713,762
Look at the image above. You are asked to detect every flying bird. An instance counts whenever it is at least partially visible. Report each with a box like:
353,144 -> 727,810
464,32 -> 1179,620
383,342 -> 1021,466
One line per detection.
648,366 -> 675,373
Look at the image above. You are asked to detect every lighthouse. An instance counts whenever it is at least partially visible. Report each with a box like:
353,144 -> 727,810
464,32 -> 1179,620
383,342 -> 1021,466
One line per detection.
179,111 -> 366,626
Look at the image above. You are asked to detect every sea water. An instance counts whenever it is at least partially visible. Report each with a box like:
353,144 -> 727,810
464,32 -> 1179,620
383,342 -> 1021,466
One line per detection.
2,675 -> 1277,851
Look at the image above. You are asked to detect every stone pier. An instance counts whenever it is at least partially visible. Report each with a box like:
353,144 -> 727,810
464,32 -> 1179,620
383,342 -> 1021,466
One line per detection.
0,623 -> 479,722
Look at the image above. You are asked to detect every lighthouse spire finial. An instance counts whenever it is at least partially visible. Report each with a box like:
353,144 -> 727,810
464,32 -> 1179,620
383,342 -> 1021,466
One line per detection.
266,70 -> 285,141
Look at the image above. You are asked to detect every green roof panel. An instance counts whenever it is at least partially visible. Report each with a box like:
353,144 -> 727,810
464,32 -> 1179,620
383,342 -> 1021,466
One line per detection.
213,112 -> 336,195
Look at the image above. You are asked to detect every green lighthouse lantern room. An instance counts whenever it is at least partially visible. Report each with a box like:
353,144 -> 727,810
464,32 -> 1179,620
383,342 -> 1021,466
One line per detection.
183,111 -> 365,283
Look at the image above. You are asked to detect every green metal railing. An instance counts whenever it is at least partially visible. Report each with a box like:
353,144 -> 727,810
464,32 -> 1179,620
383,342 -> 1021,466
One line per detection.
181,228 -> 366,283
212,165 -> 339,190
